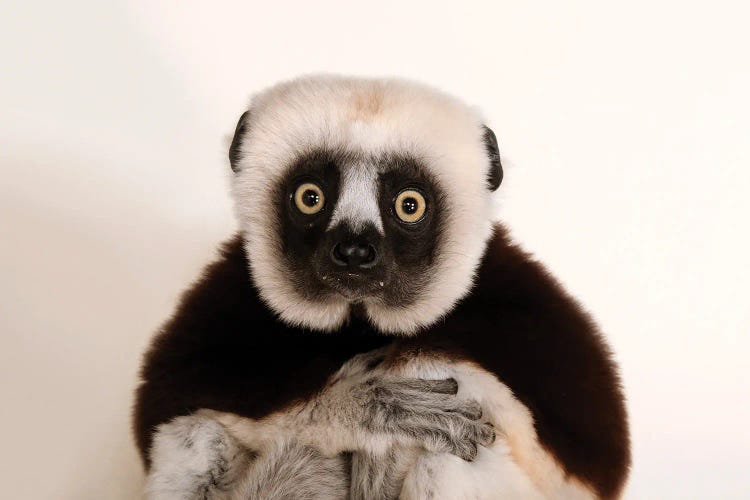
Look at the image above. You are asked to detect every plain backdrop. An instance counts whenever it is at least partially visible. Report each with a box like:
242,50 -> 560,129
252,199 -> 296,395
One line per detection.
1,1 -> 748,498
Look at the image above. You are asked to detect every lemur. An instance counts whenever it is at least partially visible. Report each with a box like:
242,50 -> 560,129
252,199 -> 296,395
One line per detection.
134,75 -> 630,499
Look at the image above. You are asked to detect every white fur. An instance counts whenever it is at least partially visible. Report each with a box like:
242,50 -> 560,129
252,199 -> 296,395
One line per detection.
231,75 -> 495,334
328,161 -> 384,234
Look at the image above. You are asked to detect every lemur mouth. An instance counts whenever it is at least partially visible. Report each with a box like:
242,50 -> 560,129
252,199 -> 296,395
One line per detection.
317,271 -> 386,301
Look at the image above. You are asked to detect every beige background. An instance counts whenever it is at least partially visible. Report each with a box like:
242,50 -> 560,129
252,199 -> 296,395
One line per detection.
1,1 -> 748,498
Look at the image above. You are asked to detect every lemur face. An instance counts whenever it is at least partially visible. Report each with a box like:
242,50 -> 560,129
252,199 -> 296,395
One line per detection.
278,149 -> 445,306
229,76 -> 501,334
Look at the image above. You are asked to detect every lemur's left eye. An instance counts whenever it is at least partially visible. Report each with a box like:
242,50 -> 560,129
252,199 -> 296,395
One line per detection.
394,189 -> 426,223
294,182 -> 325,214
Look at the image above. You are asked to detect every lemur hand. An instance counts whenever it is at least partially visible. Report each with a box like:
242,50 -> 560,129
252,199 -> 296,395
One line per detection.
145,415 -> 250,500
353,375 -> 495,461
320,351 -> 496,462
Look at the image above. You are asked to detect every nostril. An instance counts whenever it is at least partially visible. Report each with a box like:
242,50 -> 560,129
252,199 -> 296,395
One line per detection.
331,243 -> 349,266
358,245 -> 378,269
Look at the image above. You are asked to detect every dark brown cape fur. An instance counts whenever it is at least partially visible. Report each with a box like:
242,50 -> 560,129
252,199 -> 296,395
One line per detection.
133,225 -> 630,498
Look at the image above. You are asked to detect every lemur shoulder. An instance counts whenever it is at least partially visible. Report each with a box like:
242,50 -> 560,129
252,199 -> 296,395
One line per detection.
134,75 -> 630,499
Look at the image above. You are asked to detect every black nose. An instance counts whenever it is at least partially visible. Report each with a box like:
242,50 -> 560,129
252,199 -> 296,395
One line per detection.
331,241 -> 378,269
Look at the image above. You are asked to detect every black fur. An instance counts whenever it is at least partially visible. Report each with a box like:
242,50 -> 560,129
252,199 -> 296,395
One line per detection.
133,225 -> 629,498
277,148 -> 344,302
482,125 -> 503,191
276,149 -> 446,308
228,111 -> 250,172
375,155 -> 446,308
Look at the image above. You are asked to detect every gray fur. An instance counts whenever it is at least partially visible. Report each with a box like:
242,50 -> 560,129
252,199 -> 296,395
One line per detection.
235,440 -> 350,499
147,351 -> 495,499
307,350 -> 496,462
350,446 -> 420,500
147,418 -> 350,500
145,415 -> 251,500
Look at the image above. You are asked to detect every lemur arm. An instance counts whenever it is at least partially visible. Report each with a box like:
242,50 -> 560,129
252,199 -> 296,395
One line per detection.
388,228 -> 631,499
141,348 -> 494,500
134,238 -> 492,469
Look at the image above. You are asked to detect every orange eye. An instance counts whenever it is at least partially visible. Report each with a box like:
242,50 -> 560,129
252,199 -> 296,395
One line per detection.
294,183 -> 325,214
394,189 -> 426,223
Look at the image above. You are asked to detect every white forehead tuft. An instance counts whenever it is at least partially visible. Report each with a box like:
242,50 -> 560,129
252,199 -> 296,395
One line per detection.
328,162 -> 384,234
232,74 -> 496,333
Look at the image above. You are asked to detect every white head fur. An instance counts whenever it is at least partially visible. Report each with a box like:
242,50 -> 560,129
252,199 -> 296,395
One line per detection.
230,75 -> 497,334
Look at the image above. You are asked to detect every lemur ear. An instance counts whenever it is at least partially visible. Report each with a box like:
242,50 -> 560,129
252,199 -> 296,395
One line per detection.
229,110 -> 250,172
482,125 -> 503,191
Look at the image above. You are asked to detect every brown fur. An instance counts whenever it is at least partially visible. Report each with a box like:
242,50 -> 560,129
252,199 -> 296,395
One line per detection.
349,87 -> 384,121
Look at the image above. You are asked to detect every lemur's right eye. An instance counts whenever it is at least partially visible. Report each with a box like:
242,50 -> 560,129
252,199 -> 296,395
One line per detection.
293,182 -> 325,215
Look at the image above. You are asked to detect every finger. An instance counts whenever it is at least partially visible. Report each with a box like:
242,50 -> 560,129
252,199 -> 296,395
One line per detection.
448,399 -> 482,420
476,422 -> 496,446
456,441 -> 479,462
396,378 -> 459,395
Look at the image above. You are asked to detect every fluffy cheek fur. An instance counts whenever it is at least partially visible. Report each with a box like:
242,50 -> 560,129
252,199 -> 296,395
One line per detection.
233,175 -> 351,331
